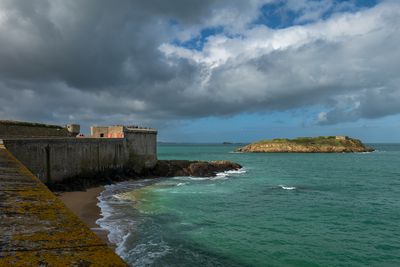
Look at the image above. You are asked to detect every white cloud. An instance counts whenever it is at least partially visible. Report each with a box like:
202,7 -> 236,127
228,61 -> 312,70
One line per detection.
317,112 -> 328,123
160,1 -> 400,123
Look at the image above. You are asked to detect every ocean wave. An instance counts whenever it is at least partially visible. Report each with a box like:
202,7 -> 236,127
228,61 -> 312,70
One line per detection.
96,170 -> 248,264
113,191 -> 137,202
279,185 -> 296,190
96,197 -> 129,247
215,168 -> 246,177
127,240 -> 171,266
171,168 -> 246,182
96,180 -> 160,254
97,180 -> 174,266
225,168 -> 247,174
185,177 -> 211,181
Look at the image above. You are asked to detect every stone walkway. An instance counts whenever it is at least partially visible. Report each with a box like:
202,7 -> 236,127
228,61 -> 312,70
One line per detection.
0,144 -> 127,266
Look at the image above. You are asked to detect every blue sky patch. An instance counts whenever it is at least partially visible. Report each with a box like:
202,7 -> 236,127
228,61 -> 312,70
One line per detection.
172,26 -> 224,51
254,0 -> 380,29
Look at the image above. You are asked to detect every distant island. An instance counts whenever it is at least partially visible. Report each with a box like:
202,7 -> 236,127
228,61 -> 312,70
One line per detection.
236,136 -> 374,153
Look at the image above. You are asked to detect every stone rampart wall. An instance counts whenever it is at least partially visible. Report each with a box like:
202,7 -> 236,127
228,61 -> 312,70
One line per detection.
2,135 -> 157,183
125,131 -> 157,167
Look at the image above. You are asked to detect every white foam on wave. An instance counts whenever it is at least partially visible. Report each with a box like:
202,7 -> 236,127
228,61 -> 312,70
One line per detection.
96,196 -> 128,247
113,192 -> 137,201
176,182 -> 186,186
279,185 -> 296,190
128,240 -> 171,266
187,177 -> 210,181
97,182 -> 174,264
171,168 -> 246,183
216,167 -> 246,175
225,168 -> 247,174
96,180 -> 162,260
215,172 -> 229,179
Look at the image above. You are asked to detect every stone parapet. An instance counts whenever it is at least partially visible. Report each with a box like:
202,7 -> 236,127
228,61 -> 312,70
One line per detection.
0,145 -> 127,266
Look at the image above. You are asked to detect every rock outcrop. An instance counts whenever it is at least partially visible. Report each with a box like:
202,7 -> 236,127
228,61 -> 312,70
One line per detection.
147,160 -> 242,177
50,160 -> 242,192
237,136 -> 374,153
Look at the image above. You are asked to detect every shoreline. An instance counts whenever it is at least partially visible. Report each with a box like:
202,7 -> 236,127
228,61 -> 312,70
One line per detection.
54,161 -> 242,249
57,186 -> 111,245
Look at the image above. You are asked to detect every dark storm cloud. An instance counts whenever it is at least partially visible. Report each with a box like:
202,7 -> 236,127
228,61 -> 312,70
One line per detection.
0,0 -> 186,88
0,0 -> 399,127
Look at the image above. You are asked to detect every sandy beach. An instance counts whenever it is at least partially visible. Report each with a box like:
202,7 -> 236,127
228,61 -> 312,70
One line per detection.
57,186 -> 110,244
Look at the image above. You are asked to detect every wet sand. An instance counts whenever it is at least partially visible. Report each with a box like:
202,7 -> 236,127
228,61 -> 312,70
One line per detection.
57,186 -> 110,244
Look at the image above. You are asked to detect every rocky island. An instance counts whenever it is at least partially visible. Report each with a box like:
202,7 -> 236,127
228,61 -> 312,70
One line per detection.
236,136 -> 374,153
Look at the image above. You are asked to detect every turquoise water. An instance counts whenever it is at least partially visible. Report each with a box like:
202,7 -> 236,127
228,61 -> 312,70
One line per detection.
98,144 -> 400,266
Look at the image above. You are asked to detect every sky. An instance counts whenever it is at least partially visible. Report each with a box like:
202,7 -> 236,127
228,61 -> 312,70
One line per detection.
0,0 -> 399,142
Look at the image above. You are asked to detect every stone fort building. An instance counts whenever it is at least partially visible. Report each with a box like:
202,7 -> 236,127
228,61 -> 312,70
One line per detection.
0,120 -> 157,184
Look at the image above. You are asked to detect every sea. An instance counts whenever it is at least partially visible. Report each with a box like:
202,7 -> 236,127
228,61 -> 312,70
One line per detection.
97,143 -> 400,267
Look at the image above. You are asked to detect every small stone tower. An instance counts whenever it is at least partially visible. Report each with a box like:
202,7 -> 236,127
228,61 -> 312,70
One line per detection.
66,124 -> 80,137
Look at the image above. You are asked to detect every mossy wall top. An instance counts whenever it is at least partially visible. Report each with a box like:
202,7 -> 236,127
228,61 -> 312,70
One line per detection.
0,120 -> 70,138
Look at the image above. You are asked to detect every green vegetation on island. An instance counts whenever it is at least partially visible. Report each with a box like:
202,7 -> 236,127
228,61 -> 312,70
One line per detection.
237,136 -> 374,153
